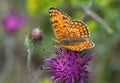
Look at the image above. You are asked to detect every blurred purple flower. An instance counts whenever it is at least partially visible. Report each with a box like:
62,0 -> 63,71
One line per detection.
45,49 -> 94,83
1,12 -> 25,33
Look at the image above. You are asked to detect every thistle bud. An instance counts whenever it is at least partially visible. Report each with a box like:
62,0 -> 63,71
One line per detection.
29,28 -> 43,42
25,28 -> 43,49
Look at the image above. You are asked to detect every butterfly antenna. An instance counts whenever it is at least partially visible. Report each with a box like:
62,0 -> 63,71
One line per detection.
51,38 -> 58,42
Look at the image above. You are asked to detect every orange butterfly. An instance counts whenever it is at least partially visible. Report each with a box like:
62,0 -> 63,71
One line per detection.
49,7 -> 95,51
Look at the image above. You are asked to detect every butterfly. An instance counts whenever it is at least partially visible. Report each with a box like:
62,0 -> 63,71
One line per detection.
49,7 -> 95,51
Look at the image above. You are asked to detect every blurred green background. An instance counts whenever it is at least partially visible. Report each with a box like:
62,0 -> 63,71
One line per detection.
0,0 -> 120,83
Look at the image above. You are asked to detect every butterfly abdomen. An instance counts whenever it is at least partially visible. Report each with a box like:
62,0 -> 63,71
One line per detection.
59,38 -> 86,45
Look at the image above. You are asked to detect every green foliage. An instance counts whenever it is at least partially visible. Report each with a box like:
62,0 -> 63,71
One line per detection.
26,0 -> 63,16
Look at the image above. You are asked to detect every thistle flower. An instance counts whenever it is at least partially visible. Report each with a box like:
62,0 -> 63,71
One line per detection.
1,12 -> 25,33
45,49 -> 94,83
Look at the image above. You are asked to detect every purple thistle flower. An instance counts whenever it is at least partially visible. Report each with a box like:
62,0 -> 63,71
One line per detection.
45,49 -> 94,83
1,12 -> 25,33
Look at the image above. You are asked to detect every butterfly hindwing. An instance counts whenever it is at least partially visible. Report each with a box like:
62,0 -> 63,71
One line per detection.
60,40 -> 94,51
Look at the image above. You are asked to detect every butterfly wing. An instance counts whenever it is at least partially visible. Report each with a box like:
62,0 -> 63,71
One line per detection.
49,7 -> 71,40
59,20 -> 94,51
60,40 -> 95,51
64,20 -> 90,40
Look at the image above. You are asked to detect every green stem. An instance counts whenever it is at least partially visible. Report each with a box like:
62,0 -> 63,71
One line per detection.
27,48 -> 40,83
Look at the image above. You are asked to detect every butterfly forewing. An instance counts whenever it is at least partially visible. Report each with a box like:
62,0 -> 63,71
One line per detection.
64,21 -> 90,41
49,7 -> 71,40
